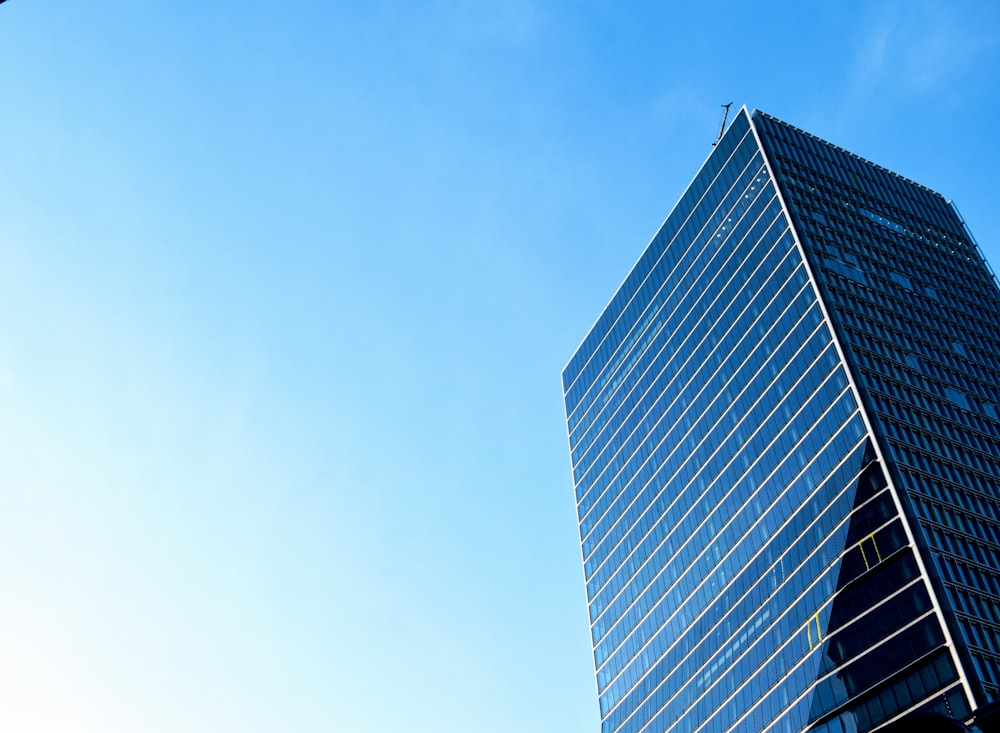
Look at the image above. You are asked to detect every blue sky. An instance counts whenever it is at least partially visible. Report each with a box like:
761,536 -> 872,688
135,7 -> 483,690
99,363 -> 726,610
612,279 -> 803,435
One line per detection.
1,2 -> 999,732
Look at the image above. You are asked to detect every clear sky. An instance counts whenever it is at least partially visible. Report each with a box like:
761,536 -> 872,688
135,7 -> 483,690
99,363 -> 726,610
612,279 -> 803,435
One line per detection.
1,2 -> 999,732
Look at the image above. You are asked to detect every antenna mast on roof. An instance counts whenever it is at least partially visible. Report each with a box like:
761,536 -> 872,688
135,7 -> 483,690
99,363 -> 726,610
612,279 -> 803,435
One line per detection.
712,103 -> 733,146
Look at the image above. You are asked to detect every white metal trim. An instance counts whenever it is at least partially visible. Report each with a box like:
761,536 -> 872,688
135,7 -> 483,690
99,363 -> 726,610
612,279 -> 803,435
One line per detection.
746,107 -> 978,711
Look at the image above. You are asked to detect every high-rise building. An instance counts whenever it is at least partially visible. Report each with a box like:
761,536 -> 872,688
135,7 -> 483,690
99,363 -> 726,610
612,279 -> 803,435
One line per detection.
562,108 -> 1000,733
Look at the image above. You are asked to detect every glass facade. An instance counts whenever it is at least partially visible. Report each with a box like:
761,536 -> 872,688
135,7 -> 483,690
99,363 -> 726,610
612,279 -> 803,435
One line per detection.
563,109 -> 1000,732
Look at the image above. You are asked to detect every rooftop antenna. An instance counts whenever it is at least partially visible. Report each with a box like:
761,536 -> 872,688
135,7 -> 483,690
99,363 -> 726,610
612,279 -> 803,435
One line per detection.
712,103 -> 733,146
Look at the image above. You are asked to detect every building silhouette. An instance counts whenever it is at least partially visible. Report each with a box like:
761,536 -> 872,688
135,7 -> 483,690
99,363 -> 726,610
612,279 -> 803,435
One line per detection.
562,108 -> 1000,732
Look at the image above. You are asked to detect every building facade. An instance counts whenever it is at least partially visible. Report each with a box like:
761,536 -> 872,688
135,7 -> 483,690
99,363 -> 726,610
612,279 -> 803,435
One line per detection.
562,108 -> 1000,733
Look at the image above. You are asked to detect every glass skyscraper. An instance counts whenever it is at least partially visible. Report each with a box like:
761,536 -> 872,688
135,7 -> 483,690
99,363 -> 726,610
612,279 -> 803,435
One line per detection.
562,108 -> 1000,733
